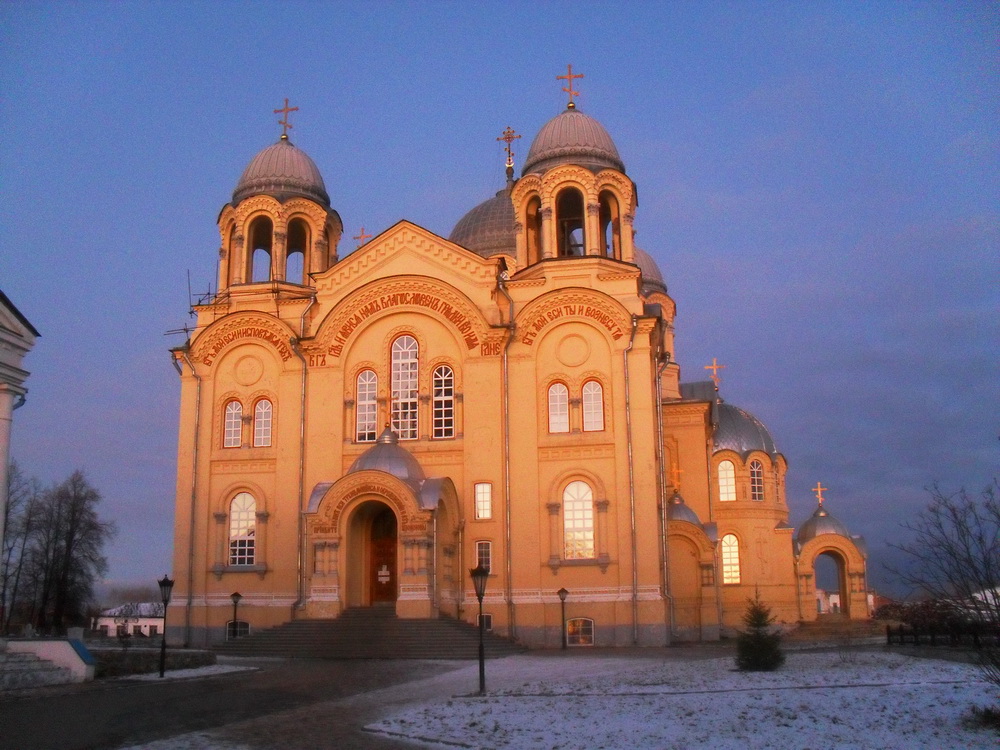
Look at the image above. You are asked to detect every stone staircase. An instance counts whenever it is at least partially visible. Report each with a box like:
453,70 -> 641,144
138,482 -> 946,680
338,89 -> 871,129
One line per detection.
0,649 -> 75,691
787,615 -> 886,643
214,607 -> 526,659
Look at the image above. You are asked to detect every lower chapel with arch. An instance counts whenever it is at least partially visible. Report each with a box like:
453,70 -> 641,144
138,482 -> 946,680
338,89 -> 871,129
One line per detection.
169,98 -> 869,648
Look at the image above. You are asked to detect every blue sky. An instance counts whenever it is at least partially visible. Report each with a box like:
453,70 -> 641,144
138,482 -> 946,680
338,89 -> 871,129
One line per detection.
1,1 -> 997,598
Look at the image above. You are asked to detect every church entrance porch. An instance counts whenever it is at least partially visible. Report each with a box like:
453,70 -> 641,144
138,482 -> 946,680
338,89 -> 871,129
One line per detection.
345,500 -> 399,609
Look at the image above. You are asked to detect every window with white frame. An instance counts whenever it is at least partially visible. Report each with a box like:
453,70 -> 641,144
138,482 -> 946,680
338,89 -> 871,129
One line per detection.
391,335 -> 419,439
548,382 -> 569,433
721,533 -> 740,584
563,480 -> 595,559
474,482 -> 492,520
750,460 -> 764,502
718,460 -> 736,502
582,380 -> 604,431
476,540 -> 492,573
253,399 -> 272,447
356,369 -> 378,442
432,365 -> 455,439
229,492 -> 257,566
567,617 -> 595,646
224,401 -> 243,448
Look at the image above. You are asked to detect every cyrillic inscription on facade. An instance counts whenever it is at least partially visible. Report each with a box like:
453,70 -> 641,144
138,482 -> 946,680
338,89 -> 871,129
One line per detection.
521,302 -> 625,345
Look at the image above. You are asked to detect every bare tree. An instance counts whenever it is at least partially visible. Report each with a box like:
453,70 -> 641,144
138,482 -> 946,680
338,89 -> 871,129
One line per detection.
1,463 -> 42,633
891,482 -> 1000,689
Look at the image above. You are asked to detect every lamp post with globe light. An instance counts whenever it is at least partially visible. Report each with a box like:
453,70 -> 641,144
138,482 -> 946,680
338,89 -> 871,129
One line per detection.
157,575 -> 174,678
470,564 -> 489,694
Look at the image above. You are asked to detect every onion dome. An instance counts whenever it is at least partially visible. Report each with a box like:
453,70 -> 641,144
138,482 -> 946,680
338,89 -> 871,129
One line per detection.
348,427 -> 425,490
522,107 -> 625,176
232,136 -> 330,206
666,490 -> 701,526
449,186 -> 516,258
796,501 -> 851,545
713,402 -> 778,457
634,247 -> 667,295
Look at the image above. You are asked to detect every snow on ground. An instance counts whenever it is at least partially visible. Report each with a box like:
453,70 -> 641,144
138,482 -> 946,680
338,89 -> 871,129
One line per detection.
367,651 -> 998,749
119,664 -> 258,682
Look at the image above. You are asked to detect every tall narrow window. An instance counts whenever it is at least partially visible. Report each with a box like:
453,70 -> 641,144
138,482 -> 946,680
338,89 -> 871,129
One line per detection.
286,218 -> 309,284
599,190 -> 621,258
476,540 -> 492,573
253,399 -> 272,447
750,460 -> 764,502
248,216 -> 273,282
474,482 -> 492,520
548,383 -> 569,433
718,460 -> 736,502
563,480 -> 595,559
526,196 -> 542,265
556,188 -> 585,257
224,401 -> 243,448
229,492 -> 256,566
721,534 -> 740,584
391,335 -> 419,439
582,380 -> 604,432
356,370 -> 378,442
432,365 -> 455,439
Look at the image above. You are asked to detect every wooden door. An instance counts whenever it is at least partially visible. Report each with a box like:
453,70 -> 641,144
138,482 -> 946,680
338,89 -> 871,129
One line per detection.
369,508 -> 397,604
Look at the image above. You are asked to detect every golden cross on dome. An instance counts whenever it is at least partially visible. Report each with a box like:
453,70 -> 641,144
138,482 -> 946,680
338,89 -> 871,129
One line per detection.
274,98 -> 299,138
557,64 -> 584,109
813,482 -> 828,505
669,465 -> 685,489
353,227 -> 373,247
496,126 -> 522,168
704,358 -> 726,387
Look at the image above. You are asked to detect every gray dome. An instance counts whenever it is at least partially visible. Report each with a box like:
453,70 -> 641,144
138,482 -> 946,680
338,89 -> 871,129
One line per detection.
348,427 -> 425,489
796,502 -> 851,544
233,136 -> 330,206
634,247 -> 667,295
523,107 -> 625,176
666,490 -> 701,526
449,186 -> 516,258
713,402 -> 778,457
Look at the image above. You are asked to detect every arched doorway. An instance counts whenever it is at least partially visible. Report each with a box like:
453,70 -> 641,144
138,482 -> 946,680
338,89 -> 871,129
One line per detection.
346,501 -> 398,607
814,550 -> 848,616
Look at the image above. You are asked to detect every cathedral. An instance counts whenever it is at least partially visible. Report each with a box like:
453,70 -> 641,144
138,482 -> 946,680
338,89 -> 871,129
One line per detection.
169,76 -> 868,648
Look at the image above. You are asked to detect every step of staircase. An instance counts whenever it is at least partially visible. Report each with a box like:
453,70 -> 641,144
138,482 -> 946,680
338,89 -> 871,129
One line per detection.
0,650 -> 75,691
214,608 -> 526,659
787,616 -> 885,642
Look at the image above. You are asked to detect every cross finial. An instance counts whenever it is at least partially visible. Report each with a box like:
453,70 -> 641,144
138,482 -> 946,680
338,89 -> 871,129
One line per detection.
274,98 -> 299,138
813,482 -> 828,505
496,126 -> 522,169
704,358 -> 726,388
669,465 -> 685,489
557,64 -> 584,109
353,227 -> 373,248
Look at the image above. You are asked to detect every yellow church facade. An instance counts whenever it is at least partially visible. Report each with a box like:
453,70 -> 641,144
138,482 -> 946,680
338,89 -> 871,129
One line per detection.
169,92 -> 868,648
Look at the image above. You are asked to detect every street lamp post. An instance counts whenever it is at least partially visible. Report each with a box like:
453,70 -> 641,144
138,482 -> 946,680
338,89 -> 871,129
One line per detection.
157,574 -> 175,678
470,564 -> 489,695
230,592 -> 242,640
557,587 -> 569,650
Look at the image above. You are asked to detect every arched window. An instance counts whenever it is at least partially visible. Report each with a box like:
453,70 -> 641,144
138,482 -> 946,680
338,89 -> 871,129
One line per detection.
286,219 -> 309,284
432,365 -> 455,439
582,380 -> 604,432
224,401 -> 243,448
563,480 -> 595,559
253,399 -> 272,447
391,335 -> 419,440
599,190 -> 621,258
556,188 -> 585,257
249,216 -> 273,282
567,617 -> 595,646
229,492 -> 256,566
356,370 -> 378,442
750,460 -> 764,502
526,196 -> 542,264
718,460 -> 736,502
721,534 -> 740,584
548,383 -> 569,433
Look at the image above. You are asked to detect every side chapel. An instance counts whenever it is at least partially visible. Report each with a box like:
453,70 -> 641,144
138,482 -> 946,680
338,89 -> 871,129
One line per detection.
169,75 -> 868,647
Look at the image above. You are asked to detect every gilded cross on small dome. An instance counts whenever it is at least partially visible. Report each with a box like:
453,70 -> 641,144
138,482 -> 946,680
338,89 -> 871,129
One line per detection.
704,358 -> 726,388
353,227 -> 373,247
813,482 -> 828,505
670,464 -> 685,489
496,126 -> 522,168
557,64 -> 584,109
274,98 -> 299,138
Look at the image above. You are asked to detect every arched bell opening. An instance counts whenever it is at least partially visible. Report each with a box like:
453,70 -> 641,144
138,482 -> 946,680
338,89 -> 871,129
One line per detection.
525,195 -> 542,265
345,500 -> 399,608
599,190 -> 621,259
286,218 -> 310,284
248,216 -> 273,282
556,188 -> 585,257
814,550 -> 848,617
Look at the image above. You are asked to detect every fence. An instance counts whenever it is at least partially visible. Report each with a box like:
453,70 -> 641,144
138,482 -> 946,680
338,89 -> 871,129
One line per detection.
886,624 -> 1000,649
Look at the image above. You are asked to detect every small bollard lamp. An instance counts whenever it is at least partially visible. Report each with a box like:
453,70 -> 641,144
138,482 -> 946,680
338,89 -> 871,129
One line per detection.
230,592 -> 242,640
557,587 -> 569,650
470,564 -> 489,694
157,574 -> 175,678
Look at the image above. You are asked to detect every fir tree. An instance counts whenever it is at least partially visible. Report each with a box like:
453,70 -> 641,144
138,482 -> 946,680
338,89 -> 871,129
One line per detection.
736,590 -> 785,671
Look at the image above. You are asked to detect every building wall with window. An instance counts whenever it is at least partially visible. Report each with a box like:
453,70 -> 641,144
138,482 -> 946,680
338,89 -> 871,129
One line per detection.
169,98 -> 868,648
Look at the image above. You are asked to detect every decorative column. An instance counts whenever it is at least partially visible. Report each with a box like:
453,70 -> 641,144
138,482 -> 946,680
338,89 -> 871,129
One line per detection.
212,512 -> 228,579
343,399 -> 355,443
595,499 -> 611,571
272,230 -> 287,281
232,234 -> 245,284
418,394 -> 431,441
546,502 -> 562,573
540,206 -> 556,259
585,202 -> 601,256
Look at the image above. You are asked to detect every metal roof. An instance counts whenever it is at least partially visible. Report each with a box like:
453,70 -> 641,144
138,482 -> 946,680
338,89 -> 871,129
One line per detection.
522,107 -> 625,176
448,186 -> 516,257
713,402 -> 779,457
347,427 -> 426,490
232,136 -> 330,206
